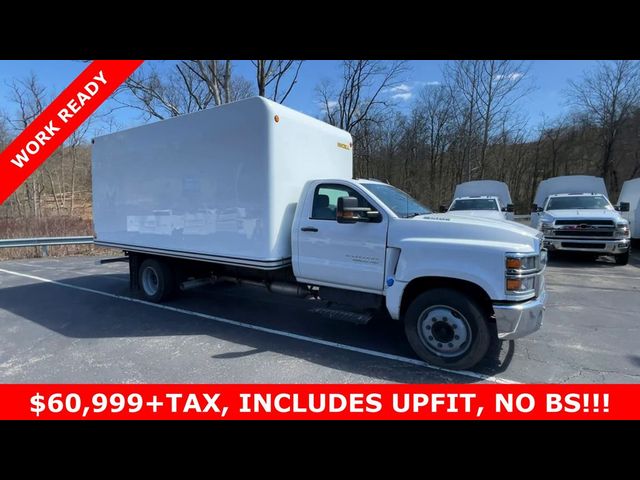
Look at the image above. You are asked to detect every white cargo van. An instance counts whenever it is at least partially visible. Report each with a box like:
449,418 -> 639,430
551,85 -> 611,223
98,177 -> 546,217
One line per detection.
92,97 -> 547,370
531,175 -> 631,264
444,180 -> 515,221
618,178 -> 640,242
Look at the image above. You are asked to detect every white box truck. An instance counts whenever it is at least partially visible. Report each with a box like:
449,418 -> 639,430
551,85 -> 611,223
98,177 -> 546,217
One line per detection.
92,97 -> 547,370
442,180 -> 515,221
530,175 -> 631,265
618,178 -> 640,243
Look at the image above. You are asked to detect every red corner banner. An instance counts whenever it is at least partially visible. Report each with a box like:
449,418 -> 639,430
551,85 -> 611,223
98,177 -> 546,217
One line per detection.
0,60 -> 143,204
0,384 -> 638,420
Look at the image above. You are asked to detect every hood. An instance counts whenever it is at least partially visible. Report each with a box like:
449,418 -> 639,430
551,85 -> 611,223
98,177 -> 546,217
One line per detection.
446,210 -> 506,221
543,209 -> 623,221
389,213 -> 541,253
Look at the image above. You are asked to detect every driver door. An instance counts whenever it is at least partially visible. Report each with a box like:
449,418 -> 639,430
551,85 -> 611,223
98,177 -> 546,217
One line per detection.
296,183 -> 387,292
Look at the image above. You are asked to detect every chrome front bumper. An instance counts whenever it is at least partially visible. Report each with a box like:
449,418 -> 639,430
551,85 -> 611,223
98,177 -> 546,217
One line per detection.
543,238 -> 629,254
493,289 -> 547,340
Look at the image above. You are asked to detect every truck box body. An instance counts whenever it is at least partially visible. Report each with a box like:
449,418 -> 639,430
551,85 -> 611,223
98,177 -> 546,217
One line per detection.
533,175 -> 608,206
453,180 -> 513,208
618,178 -> 640,239
92,97 -> 353,268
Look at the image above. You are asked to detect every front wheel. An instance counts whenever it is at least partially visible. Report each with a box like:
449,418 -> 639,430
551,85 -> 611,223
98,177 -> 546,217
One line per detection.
404,288 -> 490,370
615,249 -> 630,266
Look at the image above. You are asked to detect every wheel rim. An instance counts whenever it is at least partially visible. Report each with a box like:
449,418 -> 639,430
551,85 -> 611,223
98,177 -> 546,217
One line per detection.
417,305 -> 472,358
141,267 -> 160,296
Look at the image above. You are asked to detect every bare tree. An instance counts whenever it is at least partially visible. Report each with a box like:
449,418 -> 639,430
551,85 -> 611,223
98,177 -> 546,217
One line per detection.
539,116 -> 568,178
317,60 -> 408,132
120,61 -> 254,120
252,60 -> 304,103
0,115 -> 9,149
7,73 -> 48,218
567,60 -> 640,192
67,120 -> 92,215
414,85 -> 455,205
444,60 -> 532,179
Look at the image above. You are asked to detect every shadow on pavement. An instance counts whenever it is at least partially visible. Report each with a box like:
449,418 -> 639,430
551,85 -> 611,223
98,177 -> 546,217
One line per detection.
548,251 -> 639,269
0,273 -> 516,383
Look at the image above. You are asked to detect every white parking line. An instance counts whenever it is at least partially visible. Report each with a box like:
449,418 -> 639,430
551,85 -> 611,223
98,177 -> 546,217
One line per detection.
0,267 -> 519,384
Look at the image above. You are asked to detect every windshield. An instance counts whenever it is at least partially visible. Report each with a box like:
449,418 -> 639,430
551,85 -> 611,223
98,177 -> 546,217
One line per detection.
546,195 -> 611,210
450,198 -> 499,211
362,183 -> 431,218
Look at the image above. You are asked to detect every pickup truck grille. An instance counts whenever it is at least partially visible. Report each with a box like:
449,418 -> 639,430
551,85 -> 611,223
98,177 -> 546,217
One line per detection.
554,219 -> 614,226
550,219 -> 616,239
554,230 -> 613,237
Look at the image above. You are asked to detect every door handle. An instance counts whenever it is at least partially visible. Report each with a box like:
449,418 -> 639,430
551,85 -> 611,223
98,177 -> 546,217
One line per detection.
301,226 -> 319,232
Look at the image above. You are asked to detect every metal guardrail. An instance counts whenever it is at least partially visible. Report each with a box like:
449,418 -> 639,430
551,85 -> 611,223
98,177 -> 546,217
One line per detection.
0,236 -> 94,256
513,214 -> 532,220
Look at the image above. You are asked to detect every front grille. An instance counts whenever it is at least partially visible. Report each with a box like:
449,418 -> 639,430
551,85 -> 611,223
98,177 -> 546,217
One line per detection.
561,242 -> 605,249
552,230 -> 614,237
555,219 -> 614,226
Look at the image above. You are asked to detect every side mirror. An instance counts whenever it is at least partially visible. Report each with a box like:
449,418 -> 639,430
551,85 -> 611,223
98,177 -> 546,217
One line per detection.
531,203 -> 542,213
337,197 -> 380,224
506,204 -> 515,213
438,205 -> 448,213
617,202 -> 630,212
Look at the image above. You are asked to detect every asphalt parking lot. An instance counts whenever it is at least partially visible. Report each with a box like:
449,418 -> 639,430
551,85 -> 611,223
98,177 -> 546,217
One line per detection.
1,252 -> 639,384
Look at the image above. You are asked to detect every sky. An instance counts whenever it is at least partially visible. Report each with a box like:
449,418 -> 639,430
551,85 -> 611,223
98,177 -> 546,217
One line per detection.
0,60 -> 601,138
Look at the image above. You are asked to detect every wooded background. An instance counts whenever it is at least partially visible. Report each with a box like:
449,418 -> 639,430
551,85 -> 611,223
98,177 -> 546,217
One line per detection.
1,60 -> 639,244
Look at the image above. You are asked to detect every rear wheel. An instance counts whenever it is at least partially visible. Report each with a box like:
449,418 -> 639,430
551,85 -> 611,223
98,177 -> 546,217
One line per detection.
404,288 -> 490,370
139,258 -> 175,302
615,249 -> 630,266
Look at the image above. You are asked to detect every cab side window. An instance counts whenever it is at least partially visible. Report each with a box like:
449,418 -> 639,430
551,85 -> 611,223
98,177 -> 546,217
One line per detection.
311,184 -> 370,220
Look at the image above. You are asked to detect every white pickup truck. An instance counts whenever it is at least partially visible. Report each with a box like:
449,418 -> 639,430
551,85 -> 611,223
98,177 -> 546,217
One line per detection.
443,181 -> 515,221
531,176 -> 631,265
92,97 -> 547,370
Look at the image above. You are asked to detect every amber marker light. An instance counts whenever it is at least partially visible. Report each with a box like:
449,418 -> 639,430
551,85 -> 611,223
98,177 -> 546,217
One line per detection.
506,278 -> 522,291
506,258 -> 522,270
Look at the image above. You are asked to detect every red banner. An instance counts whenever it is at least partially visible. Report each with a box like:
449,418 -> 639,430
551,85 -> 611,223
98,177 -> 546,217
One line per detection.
0,60 -> 143,204
0,384 -> 636,420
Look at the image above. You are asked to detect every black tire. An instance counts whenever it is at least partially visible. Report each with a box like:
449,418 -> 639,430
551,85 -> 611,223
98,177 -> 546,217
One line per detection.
138,258 -> 175,302
615,249 -> 630,266
404,288 -> 490,370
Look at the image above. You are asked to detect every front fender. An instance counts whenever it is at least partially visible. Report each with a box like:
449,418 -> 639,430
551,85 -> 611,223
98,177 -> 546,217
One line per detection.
384,240 -> 506,320
393,238 -> 509,300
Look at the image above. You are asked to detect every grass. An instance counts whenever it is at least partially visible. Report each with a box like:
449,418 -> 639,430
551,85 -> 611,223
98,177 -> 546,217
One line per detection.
0,216 -> 114,260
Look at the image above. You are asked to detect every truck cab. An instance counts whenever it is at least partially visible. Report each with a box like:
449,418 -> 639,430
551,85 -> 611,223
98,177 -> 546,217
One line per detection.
531,176 -> 630,265
443,180 -> 515,221
446,196 -> 512,221
292,179 -> 547,369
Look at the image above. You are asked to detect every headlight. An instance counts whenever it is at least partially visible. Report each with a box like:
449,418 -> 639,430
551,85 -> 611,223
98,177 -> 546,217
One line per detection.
505,253 -> 538,273
505,252 -> 539,296
616,223 -> 630,237
539,221 -> 553,233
